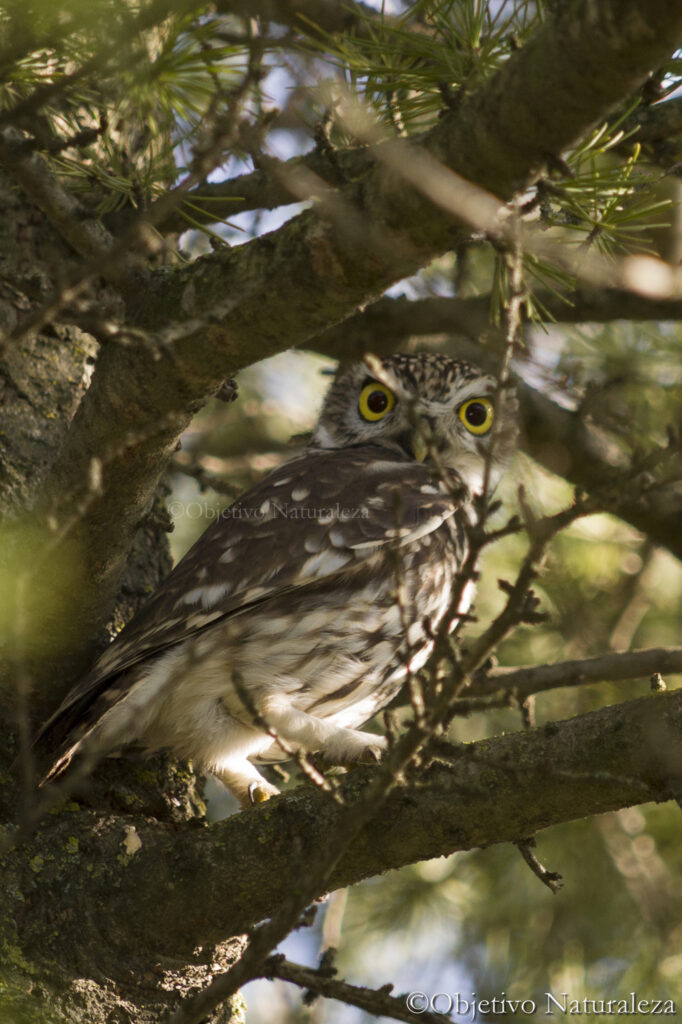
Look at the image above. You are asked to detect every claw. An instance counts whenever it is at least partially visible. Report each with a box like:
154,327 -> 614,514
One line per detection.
248,782 -> 272,804
360,742 -> 385,765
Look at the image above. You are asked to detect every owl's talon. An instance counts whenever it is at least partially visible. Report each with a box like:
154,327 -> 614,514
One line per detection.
248,782 -> 273,804
366,747 -> 383,764
356,737 -> 388,765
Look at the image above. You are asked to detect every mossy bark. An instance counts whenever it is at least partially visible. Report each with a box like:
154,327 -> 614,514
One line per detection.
0,173 -> 201,1021
2,690 -> 680,1022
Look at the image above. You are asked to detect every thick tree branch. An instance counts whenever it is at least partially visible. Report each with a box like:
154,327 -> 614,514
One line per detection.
312,289 -> 682,360
24,688 -> 681,959
151,146 -> 371,232
30,0 -> 682,696
156,95 -> 682,231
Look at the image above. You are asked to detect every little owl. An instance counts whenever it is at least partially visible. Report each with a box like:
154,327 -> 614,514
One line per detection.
41,353 -> 517,806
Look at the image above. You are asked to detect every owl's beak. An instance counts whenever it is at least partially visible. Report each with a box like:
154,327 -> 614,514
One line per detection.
396,419 -> 433,462
410,418 -> 433,463
411,430 -> 428,463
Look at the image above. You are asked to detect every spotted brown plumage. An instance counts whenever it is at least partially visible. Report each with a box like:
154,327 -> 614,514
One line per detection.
40,354 -> 518,806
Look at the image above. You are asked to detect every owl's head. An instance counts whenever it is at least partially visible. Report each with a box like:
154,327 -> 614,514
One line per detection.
312,353 -> 518,494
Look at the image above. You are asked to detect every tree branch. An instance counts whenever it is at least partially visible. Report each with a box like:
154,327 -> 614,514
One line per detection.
0,128 -> 127,282
518,384 -> 682,560
25,688 -> 681,960
150,146 -> 372,232
155,95 -> 682,232
622,95 -> 682,167
262,955 -> 445,1024
312,289 -> 682,360
473,646 -> 682,700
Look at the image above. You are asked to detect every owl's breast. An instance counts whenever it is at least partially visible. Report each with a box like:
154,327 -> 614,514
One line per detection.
150,510 -> 472,755
276,512 -> 471,731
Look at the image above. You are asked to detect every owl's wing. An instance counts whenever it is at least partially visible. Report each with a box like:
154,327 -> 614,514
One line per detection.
39,445 -> 465,736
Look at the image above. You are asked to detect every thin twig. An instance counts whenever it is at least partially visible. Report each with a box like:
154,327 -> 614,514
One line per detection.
516,838 -> 563,894
472,646 -> 682,701
262,956 -> 448,1024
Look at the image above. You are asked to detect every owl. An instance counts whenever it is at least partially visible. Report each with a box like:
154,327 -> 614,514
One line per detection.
40,354 -> 517,807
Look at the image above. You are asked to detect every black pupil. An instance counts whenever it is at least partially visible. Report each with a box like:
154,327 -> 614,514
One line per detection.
367,389 -> 389,414
465,402 -> 488,426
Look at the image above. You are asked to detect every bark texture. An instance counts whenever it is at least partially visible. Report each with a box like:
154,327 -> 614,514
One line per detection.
2,690 -> 681,1022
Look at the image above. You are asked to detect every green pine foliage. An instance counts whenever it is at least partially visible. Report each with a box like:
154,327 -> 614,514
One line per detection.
0,1 -> 263,218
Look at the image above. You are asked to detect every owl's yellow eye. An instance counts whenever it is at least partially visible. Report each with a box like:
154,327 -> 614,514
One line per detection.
358,382 -> 395,422
459,397 -> 494,435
